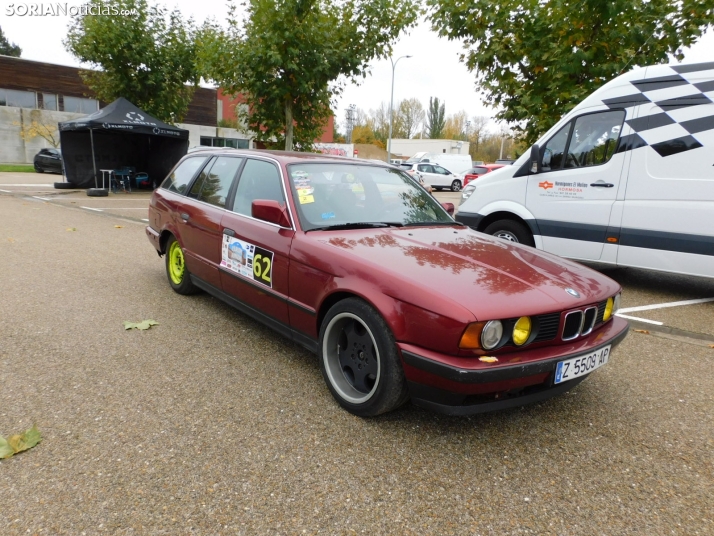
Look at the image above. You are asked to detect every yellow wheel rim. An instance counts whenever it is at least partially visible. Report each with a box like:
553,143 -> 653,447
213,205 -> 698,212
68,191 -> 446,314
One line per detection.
168,241 -> 185,285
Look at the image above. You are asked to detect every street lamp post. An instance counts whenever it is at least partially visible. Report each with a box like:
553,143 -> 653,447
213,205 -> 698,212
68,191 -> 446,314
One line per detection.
387,55 -> 412,164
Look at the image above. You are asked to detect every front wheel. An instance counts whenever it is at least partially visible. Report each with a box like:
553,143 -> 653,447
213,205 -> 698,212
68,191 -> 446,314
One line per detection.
319,298 -> 409,417
483,219 -> 535,247
165,235 -> 198,295
450,179 -> 462,192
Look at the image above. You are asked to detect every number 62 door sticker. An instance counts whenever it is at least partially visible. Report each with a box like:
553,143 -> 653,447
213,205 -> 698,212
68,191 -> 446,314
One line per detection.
221,235 -> 274,288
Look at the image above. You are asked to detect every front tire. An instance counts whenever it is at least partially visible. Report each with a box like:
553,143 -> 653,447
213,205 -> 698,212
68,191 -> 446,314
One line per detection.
319,298 -> 409,417
34,164 -> 44,173
483,219 -> 535,247
165,235 -> 199,295
450,179 -> 462,192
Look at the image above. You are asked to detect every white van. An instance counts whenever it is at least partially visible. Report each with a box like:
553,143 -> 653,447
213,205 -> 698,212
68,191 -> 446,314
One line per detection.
456,61 -> 714,279
405,152 -> 472,174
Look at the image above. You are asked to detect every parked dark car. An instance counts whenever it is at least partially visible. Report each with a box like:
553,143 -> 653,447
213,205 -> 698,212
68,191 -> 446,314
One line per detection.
33,148 -> 63,174
146,150 -> 628,417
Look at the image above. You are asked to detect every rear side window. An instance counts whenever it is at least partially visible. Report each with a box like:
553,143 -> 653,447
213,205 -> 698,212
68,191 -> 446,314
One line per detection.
191,157 -> 243,208
232,159 -> 285,217
163,157 -> 207,195
472,166 -> 488,174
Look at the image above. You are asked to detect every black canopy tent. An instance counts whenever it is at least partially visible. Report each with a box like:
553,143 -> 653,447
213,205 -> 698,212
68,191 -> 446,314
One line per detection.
58,98 -> 189,189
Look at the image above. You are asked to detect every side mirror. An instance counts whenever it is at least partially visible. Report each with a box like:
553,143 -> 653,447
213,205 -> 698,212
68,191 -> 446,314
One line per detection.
252,199 -> 291,228
441,202 -> 455,216
530,144 -> 541,174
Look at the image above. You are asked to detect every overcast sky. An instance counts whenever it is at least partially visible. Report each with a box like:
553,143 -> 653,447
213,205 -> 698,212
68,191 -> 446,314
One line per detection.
2,0 -> 711,134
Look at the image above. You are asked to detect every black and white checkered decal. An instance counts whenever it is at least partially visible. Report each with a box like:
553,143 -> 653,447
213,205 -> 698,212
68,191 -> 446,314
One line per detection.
604,61 -> 714,158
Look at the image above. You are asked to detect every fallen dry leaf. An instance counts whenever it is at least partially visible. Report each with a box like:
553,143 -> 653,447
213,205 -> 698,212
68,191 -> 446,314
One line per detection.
7,237 -> 15,243
66,227 -> 77,232
709,344 -> 714,349
123,320 -> 159,331
0,425 -> 41,459
114,225 -> 123,229
634,329 -> 650,334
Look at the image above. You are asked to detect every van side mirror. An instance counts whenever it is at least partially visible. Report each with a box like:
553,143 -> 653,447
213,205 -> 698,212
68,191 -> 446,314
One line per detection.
441,202 -> 455,216
252,199 -> 291,228
530,144 -> 541,174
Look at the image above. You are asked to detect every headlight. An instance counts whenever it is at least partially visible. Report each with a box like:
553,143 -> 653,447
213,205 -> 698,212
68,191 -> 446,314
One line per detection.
460,184 -> 476,205
613,293 -> 621,314
481,320 -> 503,350
512,316 -> 532,346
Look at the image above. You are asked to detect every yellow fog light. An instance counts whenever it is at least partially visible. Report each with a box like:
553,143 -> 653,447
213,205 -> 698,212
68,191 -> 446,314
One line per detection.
603,297 -> 614,321
512,316 -> 532,346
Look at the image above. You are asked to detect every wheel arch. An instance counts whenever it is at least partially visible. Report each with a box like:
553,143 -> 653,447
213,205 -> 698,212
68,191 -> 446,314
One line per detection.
473,202 -> 540,238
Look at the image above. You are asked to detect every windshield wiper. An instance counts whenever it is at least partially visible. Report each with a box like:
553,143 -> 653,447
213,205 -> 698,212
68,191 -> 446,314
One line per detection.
403,221 -> 464,227
307,222 -> 403,232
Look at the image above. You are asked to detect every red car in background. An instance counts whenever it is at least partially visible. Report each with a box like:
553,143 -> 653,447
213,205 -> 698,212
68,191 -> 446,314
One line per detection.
462,164 -> 506,186
146,150 -> 628,417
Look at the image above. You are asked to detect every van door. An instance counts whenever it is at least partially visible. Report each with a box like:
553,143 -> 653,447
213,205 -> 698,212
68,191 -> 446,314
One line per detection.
617,87 -> 714,277
526,108 -> 627,261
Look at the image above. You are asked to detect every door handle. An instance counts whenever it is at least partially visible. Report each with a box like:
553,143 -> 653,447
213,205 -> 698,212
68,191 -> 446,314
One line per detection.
223,228 -> 235,236
590,182 -> 614,188
180,213 -> 189,221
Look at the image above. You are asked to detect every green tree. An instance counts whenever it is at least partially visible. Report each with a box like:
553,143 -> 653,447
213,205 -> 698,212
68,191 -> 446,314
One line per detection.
65,0 -> 200,123
428,0 -> 714,145
426,97 -> 445,138
0,26 -> 21,57
199,0 -> 419,151
396,98 -> 425,139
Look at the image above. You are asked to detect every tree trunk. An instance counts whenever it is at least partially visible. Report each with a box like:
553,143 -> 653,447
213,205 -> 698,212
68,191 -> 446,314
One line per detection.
285,99 -> 293,151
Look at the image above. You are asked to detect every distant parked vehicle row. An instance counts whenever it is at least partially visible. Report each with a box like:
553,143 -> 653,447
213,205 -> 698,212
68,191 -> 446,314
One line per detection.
461,164 -> 507,186
33,148 -> 63,174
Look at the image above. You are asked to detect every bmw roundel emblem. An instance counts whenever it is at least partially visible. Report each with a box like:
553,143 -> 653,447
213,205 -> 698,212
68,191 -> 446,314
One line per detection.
565,288 -> 581,298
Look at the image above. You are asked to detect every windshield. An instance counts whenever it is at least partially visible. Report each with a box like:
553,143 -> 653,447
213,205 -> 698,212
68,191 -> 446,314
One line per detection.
286,163 -> 455,231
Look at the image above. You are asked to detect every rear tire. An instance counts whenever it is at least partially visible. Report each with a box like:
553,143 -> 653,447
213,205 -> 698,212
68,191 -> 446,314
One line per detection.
484,219 -> 535,247
34,164 -> 44,173
319,298 -> 409,417
450,179 -> 462,192
165,235 -> 199,295
86,188 -> 109,197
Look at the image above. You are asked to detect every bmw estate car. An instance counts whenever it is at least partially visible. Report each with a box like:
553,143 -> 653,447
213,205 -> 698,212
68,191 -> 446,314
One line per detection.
146,150 -> 629,417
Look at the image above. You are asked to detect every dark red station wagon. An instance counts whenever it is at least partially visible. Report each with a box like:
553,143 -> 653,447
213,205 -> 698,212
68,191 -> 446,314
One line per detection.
146,149 -> 629,416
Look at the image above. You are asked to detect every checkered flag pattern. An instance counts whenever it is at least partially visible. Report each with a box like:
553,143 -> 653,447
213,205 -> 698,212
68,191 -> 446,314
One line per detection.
604,62 -> 714,157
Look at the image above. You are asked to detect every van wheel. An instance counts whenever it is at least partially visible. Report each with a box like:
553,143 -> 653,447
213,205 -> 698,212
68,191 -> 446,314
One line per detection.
450,180 -> 462,192
484,219 -> 535,247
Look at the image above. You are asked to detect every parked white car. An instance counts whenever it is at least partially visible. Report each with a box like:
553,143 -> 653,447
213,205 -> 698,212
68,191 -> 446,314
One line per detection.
402,162 -> 463,191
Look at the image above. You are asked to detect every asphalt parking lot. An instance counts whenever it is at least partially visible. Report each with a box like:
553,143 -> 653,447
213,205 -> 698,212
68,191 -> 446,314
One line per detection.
1,173 -> 713,534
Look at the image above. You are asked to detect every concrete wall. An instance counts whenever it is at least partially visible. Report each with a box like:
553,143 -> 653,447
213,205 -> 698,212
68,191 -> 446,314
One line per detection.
0,107 -> 84,164
390,139 -> 470,160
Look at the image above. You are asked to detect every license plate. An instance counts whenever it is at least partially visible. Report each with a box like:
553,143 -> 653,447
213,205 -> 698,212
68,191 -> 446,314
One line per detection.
554,345 -> 610,384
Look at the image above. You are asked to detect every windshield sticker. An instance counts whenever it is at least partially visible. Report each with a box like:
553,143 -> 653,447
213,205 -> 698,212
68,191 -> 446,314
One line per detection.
298,193 -> 315,204
321,212 -> 336,220
221,235 -> 274,288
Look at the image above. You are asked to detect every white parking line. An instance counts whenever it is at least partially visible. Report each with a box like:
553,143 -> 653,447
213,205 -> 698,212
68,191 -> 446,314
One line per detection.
0,189 -> 10,193
32,196 -> 51,201
141,219 -> 149,222
615,313 -> 664,326
0,183 -> 54,187
618,297 -> 714,314
615,297 -> 714,326
81,206 -> 104,212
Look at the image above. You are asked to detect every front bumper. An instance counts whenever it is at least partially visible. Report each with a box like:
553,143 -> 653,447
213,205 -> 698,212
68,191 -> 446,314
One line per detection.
399,316 -> 629,415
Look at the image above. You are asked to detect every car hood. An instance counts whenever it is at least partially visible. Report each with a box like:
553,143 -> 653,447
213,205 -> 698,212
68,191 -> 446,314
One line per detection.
310,226 -> 619,321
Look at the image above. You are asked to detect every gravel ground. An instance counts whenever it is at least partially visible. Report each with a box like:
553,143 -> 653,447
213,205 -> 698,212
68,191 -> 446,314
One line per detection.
1,194 -> 713,535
